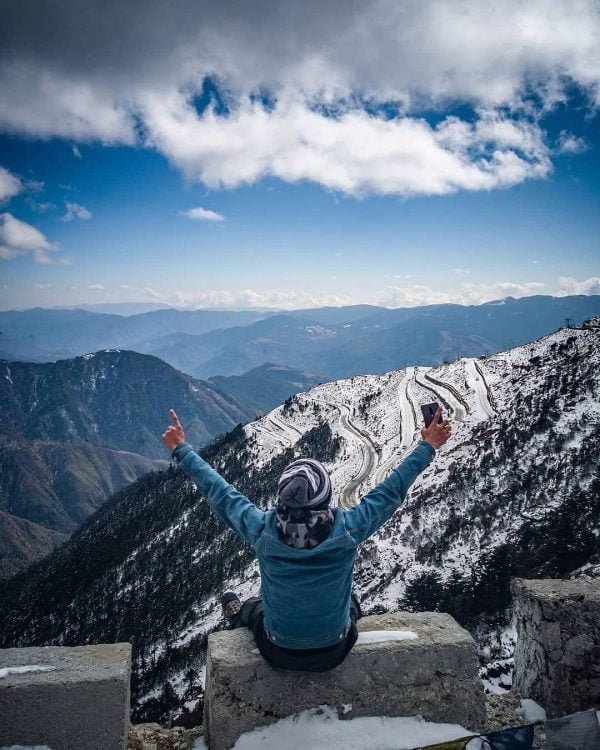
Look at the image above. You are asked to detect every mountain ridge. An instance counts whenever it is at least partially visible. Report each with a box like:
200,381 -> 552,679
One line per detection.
1,322 -> 597,725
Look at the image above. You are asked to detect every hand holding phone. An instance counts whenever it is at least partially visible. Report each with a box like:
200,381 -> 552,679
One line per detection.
421,402 -> 440,428
420,402 -> 451,449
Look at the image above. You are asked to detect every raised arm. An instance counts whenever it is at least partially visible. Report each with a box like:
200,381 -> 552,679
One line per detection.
344,407 -> 450,545
162,410 -> 265,546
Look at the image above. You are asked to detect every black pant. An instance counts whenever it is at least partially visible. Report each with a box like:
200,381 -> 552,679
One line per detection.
230,594 -> 362,672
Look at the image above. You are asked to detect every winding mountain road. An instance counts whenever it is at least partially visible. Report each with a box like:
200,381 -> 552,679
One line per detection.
254,357 -> 494,506
465,359 -> 495,419
311,397 -> 379,508
398,367 -> 417,450
268,411 -> 303,445
250,421 -> 288,447
371,367 -> 416,486
422,369 -> 468,420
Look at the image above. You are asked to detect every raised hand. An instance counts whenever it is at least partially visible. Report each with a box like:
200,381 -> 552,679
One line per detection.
162,409 -> 186,453
420,406 -> 451,450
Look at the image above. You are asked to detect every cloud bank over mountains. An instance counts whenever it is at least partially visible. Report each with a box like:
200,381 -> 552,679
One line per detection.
1,0 -> 598,196
110,276 -> 600,311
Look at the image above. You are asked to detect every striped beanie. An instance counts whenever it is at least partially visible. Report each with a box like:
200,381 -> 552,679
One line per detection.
277,458 -> 332,509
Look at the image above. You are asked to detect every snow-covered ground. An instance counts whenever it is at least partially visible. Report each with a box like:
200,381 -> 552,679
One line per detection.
192,706 -> 475,750
134,325 -> 599,715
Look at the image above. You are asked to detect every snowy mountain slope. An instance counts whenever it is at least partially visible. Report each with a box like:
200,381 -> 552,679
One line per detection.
0,324 -> 598,726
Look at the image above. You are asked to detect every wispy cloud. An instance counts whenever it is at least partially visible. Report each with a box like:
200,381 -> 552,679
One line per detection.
0,167 -> 22,202
375,281 -> 548,308
180,206 -> 225,221
88,283 -> 104,290
556,276 -> 600,296
556,132 -> 588,155
33,282 -> 53,289
61,201 -> 92,222
0,212 -> 63,263
72,144 -> 82,159
26,198 -> 56,213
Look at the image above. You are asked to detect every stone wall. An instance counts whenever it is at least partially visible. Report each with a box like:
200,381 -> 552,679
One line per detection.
512,578 -> 600,718
204,611 -> 486,750
0,643 -> 131,750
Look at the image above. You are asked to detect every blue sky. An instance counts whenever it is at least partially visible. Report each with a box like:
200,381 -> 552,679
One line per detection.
0,1 -> 599,310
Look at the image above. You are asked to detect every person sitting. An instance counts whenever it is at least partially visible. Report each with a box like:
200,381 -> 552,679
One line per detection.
162,406 -> 450,671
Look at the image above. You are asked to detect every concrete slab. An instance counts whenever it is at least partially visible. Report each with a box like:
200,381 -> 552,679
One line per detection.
204,611 -> 486,750
0,643 -> 131,750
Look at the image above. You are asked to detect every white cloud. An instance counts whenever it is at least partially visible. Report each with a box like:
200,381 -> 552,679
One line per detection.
0,166 -> 22,202
375,281 -> 548,307
556,276 -> 600,296
0,212 -> 60,263
143,99 -> 551,196
556,131 -> 588,155
142,286 -> 162,299
129,286 -> 354,310
453,268 -> 471,275
101,275 -> 600,310
33,282 -> 53,289
72,144 -> 82,159
88,283 -> 104,290
0,2 -> 598,195
181,206 -> 225,221
61,201 -> 92,221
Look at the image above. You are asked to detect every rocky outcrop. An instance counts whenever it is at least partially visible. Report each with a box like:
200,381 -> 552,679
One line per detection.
512,578 -> 600,718
128,723 -> 204,750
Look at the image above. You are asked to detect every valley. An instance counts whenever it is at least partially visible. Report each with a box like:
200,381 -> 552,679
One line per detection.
1,322 -> 597,725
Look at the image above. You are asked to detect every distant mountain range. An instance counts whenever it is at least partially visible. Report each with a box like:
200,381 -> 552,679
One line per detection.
0,306 -> 269,362
148,295 -> 600,379
1,321 -> 597,724
2,297 -> 599,380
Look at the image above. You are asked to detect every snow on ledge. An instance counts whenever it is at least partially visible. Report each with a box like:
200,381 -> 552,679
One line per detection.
356,630 -> 418,644
194,705 -> 472,749
0,665 -> 56,679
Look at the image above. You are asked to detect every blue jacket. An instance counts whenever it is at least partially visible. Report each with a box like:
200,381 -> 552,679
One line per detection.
173,439 -> 435,649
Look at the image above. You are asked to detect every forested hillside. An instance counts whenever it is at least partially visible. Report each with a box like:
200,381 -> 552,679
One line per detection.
0,323 -> 598,726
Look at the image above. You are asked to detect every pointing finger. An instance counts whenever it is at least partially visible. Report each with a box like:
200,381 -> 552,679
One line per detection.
170,409 -> 181,427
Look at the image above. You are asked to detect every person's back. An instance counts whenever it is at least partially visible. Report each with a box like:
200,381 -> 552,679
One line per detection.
258,508 -> 356,648
162,407 -> 450,670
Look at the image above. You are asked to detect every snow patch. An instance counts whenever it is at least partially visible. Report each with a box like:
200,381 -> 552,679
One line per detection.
356,630 -> 418,644
0,665 -> 56,679
517,698 -> 547,723
192,705 -> 473,750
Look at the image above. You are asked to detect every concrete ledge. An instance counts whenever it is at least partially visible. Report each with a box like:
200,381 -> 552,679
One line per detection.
204,611 -> 486,750
512,578 -> 600,718
0,643 -> 131,750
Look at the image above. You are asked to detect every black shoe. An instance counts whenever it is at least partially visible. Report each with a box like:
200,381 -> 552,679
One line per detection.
221,591 -> 242,623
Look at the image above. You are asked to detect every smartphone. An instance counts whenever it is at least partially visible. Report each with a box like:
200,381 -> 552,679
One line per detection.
421,402 -> 440,428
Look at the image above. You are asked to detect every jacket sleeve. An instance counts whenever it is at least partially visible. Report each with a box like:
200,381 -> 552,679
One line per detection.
343,440 -> 435,545
172,442 -> 265,546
